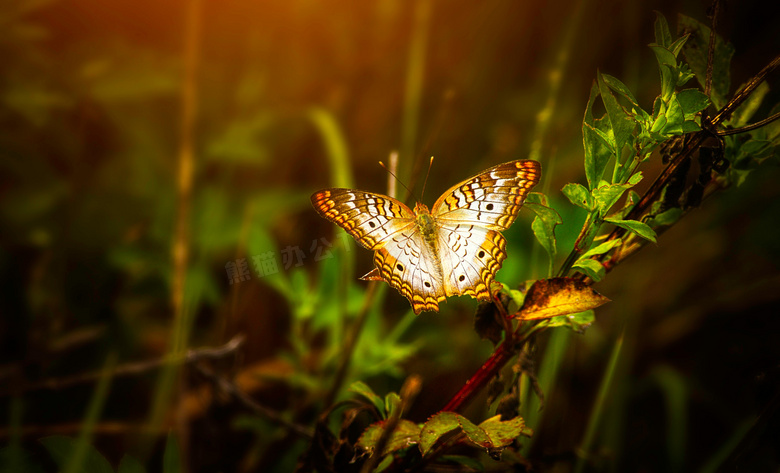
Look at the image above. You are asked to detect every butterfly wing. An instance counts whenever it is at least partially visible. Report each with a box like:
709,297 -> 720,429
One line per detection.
431,159 -> 541,231
311,189 -> 416,249
371,230 -> 446,314
432,160 -> 540,300
312,188 -> 446,314
437,223 -> 506,301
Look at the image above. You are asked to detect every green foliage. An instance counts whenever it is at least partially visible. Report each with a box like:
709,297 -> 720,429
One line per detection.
355,407 -> 532,459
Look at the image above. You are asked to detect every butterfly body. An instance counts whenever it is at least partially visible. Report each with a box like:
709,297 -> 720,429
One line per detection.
312,160 -> 541,314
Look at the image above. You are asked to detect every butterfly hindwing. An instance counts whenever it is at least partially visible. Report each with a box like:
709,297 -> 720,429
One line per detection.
432,160 -> 541,230
311,189 -> 416,250
372,230 -> 446,314
437,223 -> 506,301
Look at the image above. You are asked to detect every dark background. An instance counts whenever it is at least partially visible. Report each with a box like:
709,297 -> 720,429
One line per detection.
1,0 -> 779,471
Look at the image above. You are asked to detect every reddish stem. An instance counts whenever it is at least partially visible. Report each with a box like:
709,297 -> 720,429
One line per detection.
441,341 -> 514,412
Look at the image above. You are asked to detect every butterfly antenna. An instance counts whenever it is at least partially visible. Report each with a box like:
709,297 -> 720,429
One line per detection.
379,153 -> 414,201
419,156 -> 434,203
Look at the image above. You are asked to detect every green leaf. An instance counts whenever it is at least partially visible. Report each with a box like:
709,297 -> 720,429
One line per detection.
604,217 -> 657,243
546,310 -> 596,334
478,415 -> 532,448
592,174 -> 641,216
651,114 -> 667,134
598,72 -> 635,155
420,412 -> 462,455
649,45 -> 677,69
601,74 -> 641,112
163,432 -> 180,473
385,392 -> 402,419
572,258 -> 605,282
677,89 -> 710,116
349,381 -> 386,417
730,81 -> 770,127
525,194 -> 562,276
646,208 -> 683,227
117,455 -> 146,473
668,34 -> 690,59
457,416 -> 491,449
357,420 -> 420,455
682,120 -> 701,133
580,239 -> 621,259
583,83 -> 614,187
653,11 -> 672,47
40,437 -> 113,473
664,95 -> 685,135
679,14 -> 734,109
561,183 -> 594,210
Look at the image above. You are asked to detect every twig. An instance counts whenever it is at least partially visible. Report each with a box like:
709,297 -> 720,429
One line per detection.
0,335 -> 245,397
718,110 -> 780,135
359,375 -> 421,473
193,362 -> 314,440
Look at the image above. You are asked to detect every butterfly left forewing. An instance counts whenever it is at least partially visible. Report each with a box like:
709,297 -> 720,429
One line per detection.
311,189 -> 416,249
432,160 -> 541,230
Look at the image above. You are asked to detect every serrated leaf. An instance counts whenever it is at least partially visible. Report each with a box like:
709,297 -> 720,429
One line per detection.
349,381 -> 386,417
358,420 -> 420,455
547,310 -> 596,333
457,416 -> 492,449
516,277 -> 610,320
479,415 -> 533,448
677,89 -> 710,116
419,412 -> 462,455
562,183 -> 594,210
572,257 -> 606,282
598,72 -> 635,153
604,217 -> 657,243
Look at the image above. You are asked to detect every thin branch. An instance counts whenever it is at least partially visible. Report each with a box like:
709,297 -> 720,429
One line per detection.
193,362 -> 314,440
718,110 -> 780,136
0,335 -> 245,397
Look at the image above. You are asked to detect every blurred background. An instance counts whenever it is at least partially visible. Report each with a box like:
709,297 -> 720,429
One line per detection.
1,0 -> 779,471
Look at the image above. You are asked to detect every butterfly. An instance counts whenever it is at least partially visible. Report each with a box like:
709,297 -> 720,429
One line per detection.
311,160 -> 541,314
